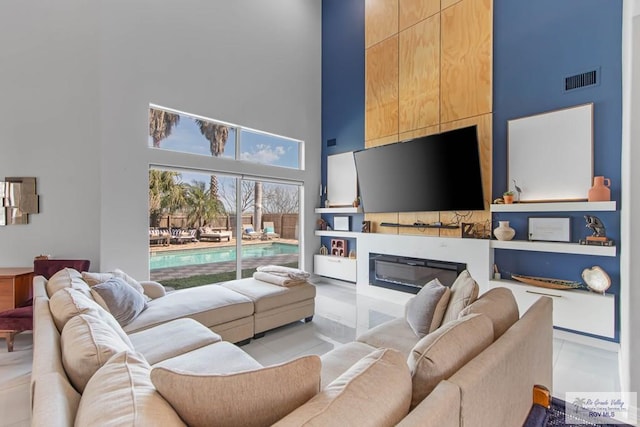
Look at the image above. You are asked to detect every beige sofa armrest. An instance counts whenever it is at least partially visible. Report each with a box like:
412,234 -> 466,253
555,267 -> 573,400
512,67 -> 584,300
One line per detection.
140,280 -> 166,299
397,380 -> 461,427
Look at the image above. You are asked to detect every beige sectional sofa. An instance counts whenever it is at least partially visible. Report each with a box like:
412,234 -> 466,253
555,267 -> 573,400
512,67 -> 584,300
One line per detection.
31,268 -> 553,426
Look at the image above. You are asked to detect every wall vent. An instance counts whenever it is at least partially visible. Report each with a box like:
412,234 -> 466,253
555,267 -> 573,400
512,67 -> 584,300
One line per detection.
564,69 -> 598,91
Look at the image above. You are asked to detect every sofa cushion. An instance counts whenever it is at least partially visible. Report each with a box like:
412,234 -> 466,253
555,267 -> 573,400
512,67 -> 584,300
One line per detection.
274,348 -> 412,427
459,287 -> 519,339
61,314 -> 132,393
90,277 -> 147,327
75,351 -> 186,427
123,284 -> 253,334
153,341 -> 263,373
320,341 -> 379,388
405,279 -> 451,337
407,313 -> 494,409
151,354 -> 321,427
220,277 -> 316,312
441,270 -> 480,324
49,287 -> 133,348
46,268 -> 92,299
128,318 -> 222,365
356,318 -> 422,358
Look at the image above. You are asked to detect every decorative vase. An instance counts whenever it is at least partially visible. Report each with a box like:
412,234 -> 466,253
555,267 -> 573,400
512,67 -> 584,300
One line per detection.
588,176 -> 611,202
494,221 -> 516,241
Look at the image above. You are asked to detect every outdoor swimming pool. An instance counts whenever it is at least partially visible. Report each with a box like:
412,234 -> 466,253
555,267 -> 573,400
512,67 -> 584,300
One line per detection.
150,243 -> 299,270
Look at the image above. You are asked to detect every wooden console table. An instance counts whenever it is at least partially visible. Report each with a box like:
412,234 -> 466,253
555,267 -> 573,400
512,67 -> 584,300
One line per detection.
0,267 -> 33,312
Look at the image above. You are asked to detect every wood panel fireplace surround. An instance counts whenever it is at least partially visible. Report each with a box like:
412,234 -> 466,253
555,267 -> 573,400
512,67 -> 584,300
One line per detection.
369,253 -> 466,294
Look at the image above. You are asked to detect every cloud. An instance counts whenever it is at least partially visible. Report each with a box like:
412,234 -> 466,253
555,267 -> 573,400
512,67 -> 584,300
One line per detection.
241,144 -> 287,164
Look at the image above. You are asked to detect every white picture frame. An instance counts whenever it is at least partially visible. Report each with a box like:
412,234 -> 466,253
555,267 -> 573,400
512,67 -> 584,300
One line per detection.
507,103 -> 593,202
528,217 -> 571,242
327,152 -> 358,207
334,216 -> 350,231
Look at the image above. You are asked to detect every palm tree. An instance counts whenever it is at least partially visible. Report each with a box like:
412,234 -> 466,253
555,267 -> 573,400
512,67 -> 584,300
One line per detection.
149,170 -> 186,227
193,119 -> 229,199
149,108 -> 180,148
185,181 -> 221,228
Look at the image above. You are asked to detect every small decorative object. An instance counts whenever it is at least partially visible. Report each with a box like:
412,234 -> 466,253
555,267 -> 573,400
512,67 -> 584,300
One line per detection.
319,244 -> 328,255
461,223 -> 476,238
579,215 -> 615,246
352,196 -> 360,208
493,221 -> 515,241
587,176 -> 611,202
348,250 -> 356,259
316,218 -> 327,231
330,239 -> 347,257
334,216 -> 350,231
493,197 -> 505,204
502,191 -> 514,204
324,199 -> 330,208
361,220 -> 371,233
512,179 -> 523,202
1,177 -> 40,226
528,217 -> 571,242
511,273 -> 582,290
493,264 -> 501,280
581,266 -> 611,294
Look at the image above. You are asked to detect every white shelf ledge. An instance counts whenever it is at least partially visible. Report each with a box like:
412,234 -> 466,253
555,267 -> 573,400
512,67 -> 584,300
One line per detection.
315,230 -> 360,238
490,201 -> 616,212
490,239 -> 616,256
315,207 -> 363,214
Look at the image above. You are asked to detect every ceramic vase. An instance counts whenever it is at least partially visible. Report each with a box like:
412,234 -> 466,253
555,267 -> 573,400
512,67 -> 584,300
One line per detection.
494,221 -> 516,241
588,176 -> 611,202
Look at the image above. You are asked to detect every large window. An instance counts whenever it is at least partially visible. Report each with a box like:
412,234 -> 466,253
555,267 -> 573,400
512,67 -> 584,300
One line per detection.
149,105 -> 302,169
148,105 -> 303,289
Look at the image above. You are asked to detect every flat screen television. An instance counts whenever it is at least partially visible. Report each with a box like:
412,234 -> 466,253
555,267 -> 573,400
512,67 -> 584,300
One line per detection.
353,125 -> 484,213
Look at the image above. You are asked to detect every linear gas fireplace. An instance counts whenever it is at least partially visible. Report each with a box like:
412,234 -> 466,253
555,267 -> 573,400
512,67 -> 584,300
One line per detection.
369,253 -> 466,294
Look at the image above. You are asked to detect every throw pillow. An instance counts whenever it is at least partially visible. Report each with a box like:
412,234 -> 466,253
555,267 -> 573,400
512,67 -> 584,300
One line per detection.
81,272 -> 114,287
407,313 -> 494,408
265,226 -> 275,233
75,351 -> 185,427
49,287 -> 134,348
46,268 -> 92,299
90,277 -> 147,327
441,270 -> 480,324
82,269 -> 147,299
61,314 -> 132,393
273,348 -> 411,426
151,355 -> 321,427
459,287 -> 520,339
405,279 -> 451,337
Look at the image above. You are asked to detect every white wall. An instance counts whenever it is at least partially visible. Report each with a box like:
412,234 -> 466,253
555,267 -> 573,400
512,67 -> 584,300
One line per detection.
621,0 -> 640,397
0,0 -> 322,278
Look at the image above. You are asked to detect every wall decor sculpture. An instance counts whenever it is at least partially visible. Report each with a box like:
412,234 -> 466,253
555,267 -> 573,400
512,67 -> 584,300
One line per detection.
0,177 -> 39,225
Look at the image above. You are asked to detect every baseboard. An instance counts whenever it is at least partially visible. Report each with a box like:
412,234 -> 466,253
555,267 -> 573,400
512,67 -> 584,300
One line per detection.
554,329 -> 620,352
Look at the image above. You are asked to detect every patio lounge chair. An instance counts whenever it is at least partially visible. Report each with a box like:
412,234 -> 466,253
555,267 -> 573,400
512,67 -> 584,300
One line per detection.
198,226 -> 232,242
149,227 -> 171,246
242,225 -> 261,240
263,221 -> 280,239
171,228 -> 198,244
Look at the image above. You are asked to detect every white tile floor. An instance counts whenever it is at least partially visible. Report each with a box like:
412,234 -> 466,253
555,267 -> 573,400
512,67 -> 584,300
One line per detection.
0,277 -> 622,426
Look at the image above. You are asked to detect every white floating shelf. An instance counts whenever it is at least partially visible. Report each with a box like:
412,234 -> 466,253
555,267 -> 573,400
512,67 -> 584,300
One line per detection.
315,230 -> 360,238
315,207 -> 363,214
490,201 -> 616,212
490,239 -> 616,256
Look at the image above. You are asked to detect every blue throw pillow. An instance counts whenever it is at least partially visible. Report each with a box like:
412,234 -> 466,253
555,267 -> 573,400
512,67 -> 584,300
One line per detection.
245,227 -> 254,233
265,227 -> 274,233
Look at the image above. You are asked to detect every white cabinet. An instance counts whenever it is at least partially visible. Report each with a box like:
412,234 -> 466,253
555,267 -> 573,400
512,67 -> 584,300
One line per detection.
490,279 -> 615,338
314,255 -> 357,282
489,201 -> 617,339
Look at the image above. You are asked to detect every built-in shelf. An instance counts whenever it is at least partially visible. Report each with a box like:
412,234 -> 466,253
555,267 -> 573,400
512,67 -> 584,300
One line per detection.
315,207 -> 363,214
380,222 -> 459,229
490,201 -> 616,212
315,230 -> 360,238
490,239 -> 616,256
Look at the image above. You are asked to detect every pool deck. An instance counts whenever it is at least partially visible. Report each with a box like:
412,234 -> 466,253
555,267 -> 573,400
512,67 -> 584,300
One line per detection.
149,238 -> 300,281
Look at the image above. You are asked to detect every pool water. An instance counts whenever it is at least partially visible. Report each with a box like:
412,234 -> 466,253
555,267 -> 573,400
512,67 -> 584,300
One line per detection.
150,243 -> 299,270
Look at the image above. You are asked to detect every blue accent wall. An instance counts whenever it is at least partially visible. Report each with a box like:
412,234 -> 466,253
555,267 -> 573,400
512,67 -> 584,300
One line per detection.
321,0 -> 365,250
493,0 -> 622,342
322,0 -> 623,339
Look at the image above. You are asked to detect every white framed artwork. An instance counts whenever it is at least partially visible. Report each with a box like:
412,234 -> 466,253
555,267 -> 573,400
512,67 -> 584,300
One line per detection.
327,151 -> 358,207
507,103 -> 593,202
